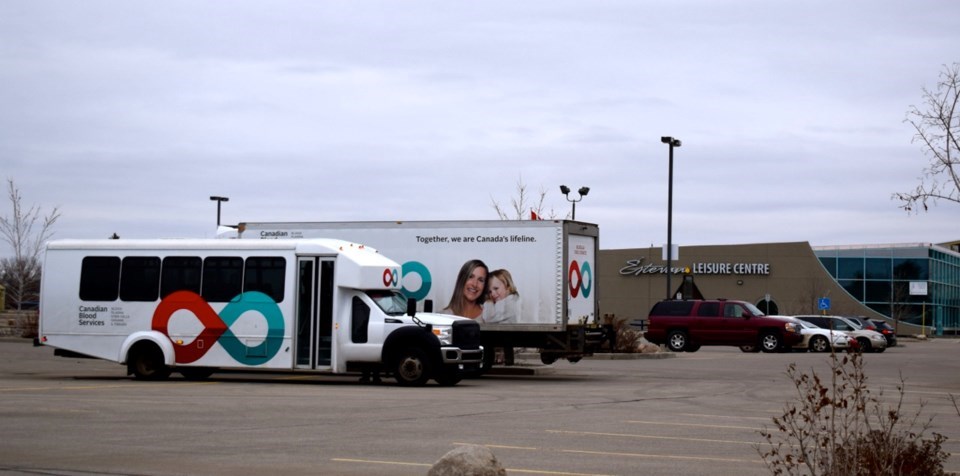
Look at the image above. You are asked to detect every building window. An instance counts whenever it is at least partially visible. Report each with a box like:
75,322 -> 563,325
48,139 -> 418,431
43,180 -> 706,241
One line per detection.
837,258 -> 864,280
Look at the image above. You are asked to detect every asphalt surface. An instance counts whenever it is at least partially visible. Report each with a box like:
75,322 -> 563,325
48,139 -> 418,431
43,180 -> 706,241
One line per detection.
1,338 -> 959,476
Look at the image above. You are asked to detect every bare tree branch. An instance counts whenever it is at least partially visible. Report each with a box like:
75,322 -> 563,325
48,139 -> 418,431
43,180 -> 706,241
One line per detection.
0,178 -> 61,309
491,176 -> 565,220
895,63 -> 960,213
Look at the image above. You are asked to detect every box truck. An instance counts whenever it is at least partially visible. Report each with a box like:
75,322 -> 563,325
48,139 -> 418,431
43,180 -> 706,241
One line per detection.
233,220 -> 607,367
37,238 -> 482,386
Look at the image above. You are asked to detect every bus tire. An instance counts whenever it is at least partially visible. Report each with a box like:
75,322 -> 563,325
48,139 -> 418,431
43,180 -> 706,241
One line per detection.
129,342 -> 171,381
179,368 -> 214,381
393,347 -> 432,387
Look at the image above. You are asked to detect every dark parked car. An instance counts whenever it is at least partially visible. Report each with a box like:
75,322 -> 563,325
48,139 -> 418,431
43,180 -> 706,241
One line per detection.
645,299 -> 804,353
870,319 -> 898,347
845,316 -> 878,332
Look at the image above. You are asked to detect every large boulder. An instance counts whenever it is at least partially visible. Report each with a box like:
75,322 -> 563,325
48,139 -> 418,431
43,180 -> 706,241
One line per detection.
427,444 -> 507,476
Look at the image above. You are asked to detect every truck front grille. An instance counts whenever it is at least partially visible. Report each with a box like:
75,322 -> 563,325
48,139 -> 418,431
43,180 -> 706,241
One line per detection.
451,320 -> 481,350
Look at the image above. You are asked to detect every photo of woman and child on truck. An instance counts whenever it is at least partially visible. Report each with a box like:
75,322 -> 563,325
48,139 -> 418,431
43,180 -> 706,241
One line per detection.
442,259 -> 521,324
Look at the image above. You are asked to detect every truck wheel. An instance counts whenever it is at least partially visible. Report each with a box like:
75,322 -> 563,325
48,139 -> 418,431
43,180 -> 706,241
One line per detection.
393,347 -> 432,387
809,336 -> 830,353
760,333 -> 782,353
540,354 -> 558,365
435,367 -> 461,386
666,330 -> 688,352
129,343 -> 171,381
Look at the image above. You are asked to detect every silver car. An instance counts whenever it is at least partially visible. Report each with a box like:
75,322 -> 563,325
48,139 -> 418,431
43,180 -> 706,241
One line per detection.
794,315 -> 887,353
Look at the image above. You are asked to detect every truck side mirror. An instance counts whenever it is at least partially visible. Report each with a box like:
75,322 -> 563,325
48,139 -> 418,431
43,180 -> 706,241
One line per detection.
406,297 -> 417,317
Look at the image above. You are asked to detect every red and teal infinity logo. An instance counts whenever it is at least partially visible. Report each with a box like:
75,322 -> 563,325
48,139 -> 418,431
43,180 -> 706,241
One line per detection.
152,290 -> 284,366
569,260 -> 593,298
382,268 -> 400,287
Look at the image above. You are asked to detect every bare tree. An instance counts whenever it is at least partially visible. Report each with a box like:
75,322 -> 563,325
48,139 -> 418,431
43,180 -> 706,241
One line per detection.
0,179 -> 60,309
491,176 -> 565,220
895,63 -> 960,212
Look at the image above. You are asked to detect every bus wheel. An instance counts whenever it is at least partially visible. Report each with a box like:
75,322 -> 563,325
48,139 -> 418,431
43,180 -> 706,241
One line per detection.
394,347 -> 431,387
129,343 -> 171,381
179,368 -> 214,381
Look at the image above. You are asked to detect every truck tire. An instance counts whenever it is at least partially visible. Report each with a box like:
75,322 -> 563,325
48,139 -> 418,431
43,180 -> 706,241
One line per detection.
666,330 -> 688,352
760,333 -> 782,353
129,342 -> 171,381
435,367 -> 461,386
540,354 -> 558,365
393,347 -> 432,387
809,335 -> 830,353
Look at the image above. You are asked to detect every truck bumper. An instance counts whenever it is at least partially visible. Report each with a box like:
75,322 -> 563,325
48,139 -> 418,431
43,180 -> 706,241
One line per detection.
440,346 -> 483,365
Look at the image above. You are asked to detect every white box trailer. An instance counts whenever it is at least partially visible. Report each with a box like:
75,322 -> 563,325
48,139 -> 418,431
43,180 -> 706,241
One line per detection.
234,220 -> 607,366
38,238 -> 482,386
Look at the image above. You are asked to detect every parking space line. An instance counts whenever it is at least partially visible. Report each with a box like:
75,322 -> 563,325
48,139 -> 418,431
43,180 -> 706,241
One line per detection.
0,381 -> 218,392
626,419 -> 759,430
561,448 -> 763,465
547,429 -> 759,445
677,412 -> 777,420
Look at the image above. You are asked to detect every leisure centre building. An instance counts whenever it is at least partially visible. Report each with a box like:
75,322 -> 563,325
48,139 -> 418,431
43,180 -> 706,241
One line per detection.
598,240 -> 960,335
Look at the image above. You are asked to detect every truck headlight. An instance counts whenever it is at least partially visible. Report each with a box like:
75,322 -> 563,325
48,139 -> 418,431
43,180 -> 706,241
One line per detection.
433,326 -> 453,345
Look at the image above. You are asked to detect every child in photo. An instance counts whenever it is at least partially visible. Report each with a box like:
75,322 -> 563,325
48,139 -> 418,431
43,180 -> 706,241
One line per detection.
480,269 -> 520,324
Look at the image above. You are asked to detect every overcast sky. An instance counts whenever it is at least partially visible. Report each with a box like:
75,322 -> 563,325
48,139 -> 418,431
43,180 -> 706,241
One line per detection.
2,1 -> 958,254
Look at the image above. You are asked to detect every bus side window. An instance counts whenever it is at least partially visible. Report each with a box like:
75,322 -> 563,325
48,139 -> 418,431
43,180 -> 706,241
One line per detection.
351,296 -> 370,343
79,256 -> 121,301
119,256 -> 161,301
202,257 -> 243,302
161,257 -> 202,298
243,257 -> 286,303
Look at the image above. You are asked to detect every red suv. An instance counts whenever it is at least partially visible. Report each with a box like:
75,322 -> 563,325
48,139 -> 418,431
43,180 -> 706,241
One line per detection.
645,299 -> 804,353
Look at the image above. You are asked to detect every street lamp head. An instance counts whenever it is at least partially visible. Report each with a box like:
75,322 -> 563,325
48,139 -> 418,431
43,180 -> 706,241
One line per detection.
578,186 -> 590,197
660,136 -> 681,147
559,185 -> 571,195
210,196 -> 229,202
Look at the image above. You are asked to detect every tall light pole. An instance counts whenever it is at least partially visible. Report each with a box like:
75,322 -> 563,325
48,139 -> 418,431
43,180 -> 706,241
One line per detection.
661,136 -> 681,300
560,185 -> 590,220
209,196 -> 229,226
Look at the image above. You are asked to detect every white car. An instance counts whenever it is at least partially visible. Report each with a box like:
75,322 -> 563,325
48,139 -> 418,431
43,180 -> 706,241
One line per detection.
794,315 -> 888,353
738,316 -> 848,353
795,319 -> 853,352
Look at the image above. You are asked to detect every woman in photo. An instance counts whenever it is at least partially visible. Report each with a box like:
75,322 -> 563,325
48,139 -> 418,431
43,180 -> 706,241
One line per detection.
481,269 -> 521,324
442,259 -> 488,319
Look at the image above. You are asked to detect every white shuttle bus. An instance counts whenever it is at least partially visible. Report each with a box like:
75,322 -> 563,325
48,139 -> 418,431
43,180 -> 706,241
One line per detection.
38,239 -> 482,386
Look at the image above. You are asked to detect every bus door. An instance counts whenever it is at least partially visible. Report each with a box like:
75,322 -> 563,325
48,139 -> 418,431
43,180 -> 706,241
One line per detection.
295,257 -> 335,369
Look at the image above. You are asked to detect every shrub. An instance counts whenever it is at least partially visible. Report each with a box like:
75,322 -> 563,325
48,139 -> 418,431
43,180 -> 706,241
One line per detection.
612,319 -> 644,353
758,352 -> 948,475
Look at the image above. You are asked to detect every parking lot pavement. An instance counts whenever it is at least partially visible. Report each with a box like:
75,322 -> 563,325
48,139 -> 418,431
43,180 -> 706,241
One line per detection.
2,337 -> 960,475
